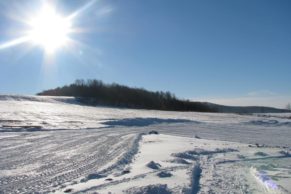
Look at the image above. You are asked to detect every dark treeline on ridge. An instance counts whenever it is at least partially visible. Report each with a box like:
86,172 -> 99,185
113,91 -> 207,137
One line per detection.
37,79 -> 215,112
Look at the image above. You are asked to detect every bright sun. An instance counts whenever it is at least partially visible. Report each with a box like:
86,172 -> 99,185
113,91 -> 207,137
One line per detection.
27,3 -> 72,53
0,0 -> 97,56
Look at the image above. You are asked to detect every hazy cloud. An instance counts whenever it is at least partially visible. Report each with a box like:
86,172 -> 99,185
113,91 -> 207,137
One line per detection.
247,90 -> 277,97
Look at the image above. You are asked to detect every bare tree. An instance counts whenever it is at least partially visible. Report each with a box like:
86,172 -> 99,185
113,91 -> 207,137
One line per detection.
286,103 -> 291,110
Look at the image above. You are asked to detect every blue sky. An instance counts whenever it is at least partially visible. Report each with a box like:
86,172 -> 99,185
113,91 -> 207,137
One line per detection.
0,0 -> 290,108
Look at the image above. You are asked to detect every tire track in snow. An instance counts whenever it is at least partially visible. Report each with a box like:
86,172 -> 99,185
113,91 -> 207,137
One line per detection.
0,130 -> 136,194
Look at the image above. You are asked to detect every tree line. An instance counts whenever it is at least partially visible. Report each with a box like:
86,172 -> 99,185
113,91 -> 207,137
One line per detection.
37,79 -> 216,112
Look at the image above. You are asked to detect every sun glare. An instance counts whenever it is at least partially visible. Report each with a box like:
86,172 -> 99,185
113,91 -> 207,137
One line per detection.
0,0 -> 97,56
27,4 -> 72,53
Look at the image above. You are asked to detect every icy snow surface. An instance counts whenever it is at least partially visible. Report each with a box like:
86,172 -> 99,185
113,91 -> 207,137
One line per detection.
0,95 -> 290,194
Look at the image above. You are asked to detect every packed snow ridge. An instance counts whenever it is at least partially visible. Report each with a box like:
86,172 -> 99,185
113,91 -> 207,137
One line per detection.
0,95 -> 290,194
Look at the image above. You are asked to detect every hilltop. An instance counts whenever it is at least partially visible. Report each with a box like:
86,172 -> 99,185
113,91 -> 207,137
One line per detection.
37,79 -> 290,113
37,79 -> 215,112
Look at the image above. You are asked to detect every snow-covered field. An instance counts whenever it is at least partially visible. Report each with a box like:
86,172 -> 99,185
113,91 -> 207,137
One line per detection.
0,95 -> 290,193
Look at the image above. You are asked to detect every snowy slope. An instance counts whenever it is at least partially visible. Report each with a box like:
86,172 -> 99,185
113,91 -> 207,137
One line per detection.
0,95 -> 290,194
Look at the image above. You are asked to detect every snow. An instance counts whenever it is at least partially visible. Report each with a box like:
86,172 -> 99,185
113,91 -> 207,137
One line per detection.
54,134 -> 290,193
0,95 -> 290,193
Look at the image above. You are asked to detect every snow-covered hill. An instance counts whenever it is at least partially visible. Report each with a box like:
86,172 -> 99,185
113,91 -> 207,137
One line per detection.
0,95 -> 290,193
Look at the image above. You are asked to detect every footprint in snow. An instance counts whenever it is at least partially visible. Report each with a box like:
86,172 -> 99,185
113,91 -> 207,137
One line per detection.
146,161 -> 161,169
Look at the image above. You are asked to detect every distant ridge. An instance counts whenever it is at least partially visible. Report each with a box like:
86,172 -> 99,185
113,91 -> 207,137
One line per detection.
204,102 -> 290,114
